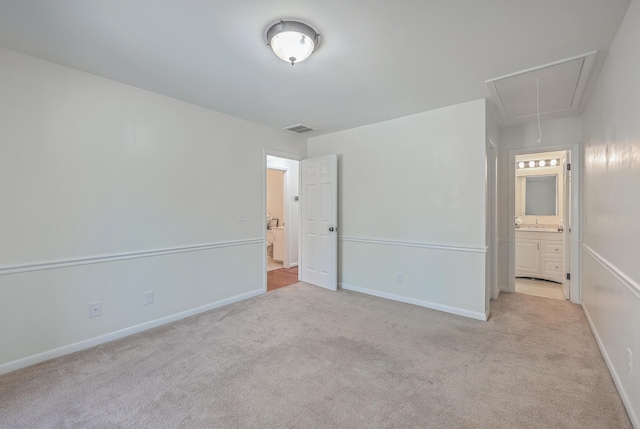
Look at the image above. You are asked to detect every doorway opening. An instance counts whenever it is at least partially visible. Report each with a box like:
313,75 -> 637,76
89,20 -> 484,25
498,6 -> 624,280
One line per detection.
509,145 -> 580,303
265,153 -> 301,292
263,150 -> 339,293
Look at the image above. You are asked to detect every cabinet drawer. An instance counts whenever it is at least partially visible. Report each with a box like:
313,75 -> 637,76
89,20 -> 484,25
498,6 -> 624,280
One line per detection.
541,258 -> 563,275
541,241 -> 563,258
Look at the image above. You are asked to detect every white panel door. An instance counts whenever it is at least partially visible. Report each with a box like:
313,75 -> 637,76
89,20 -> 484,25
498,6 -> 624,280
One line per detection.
300,154 -> 338,291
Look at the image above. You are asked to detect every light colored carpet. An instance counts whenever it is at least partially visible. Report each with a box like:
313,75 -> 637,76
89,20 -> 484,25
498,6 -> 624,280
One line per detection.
516,278 -> 566,300
0,284 -> 632,428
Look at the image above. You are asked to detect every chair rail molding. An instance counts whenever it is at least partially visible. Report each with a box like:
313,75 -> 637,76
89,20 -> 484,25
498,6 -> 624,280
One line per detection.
582,243 -> 640,298
339,236 -> 488,254
0,239 -> 263,276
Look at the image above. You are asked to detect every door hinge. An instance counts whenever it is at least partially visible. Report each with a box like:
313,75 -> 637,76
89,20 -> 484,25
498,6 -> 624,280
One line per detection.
567,163 -> 571,171
566,273 -> 571,280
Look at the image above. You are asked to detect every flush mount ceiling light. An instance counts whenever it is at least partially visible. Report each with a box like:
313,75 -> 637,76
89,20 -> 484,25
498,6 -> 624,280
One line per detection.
266,20 -> 320,65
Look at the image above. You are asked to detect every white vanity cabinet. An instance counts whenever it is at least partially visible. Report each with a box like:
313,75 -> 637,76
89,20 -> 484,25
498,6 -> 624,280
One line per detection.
272,227 -> 284,262
515,230 -> 564,284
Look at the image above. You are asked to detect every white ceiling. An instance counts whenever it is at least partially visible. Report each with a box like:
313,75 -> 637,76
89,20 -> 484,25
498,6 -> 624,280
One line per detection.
0,0 -> 630,136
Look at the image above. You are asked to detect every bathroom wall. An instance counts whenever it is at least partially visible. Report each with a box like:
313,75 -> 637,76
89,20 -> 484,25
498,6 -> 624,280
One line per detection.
266,169 -> 285,226
0,47 -> 306,373
308,99 -> 488,320
581,0 -> 640,425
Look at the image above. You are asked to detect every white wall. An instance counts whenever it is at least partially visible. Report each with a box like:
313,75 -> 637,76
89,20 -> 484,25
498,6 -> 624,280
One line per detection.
308,100 -> 488,320
266,155 -> 300,268
581,1 -> 640,425
497,117 -> 582,293
0,47 -> 306,372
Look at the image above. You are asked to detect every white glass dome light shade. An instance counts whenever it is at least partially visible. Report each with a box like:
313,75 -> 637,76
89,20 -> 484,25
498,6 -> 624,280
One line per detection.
518,161 -> 525,169
267,20 -> 320,65
539,160 -> 546,167
550,159 -> 558,166
529,161 -> 536,168
271,31 -> 315,64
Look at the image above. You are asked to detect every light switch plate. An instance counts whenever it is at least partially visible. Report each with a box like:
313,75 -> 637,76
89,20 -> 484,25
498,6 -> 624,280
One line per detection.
144,291 -> 154,305
89,301 -> 102,318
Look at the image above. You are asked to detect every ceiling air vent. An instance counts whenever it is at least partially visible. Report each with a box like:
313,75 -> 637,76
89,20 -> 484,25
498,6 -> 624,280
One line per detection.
283,124 -> 316,134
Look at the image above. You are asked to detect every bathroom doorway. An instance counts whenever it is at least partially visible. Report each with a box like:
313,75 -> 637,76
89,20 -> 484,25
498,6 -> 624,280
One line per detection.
265,153 -> 300,291
510,147 -> 579,302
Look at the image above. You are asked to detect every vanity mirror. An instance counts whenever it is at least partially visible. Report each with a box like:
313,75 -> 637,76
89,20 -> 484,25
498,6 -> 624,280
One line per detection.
516,174 -> 558,217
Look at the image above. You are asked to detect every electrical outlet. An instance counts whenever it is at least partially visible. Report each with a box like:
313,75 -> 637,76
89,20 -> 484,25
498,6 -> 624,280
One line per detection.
144,291 -> 154,306
396,272 -> 403,283
628,348 -> 633,374
237,210 -> 247,222
89,301 -> 102,318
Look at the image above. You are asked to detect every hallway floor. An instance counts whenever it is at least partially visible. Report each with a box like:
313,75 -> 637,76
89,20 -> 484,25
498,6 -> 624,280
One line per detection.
267,266 -> 299,292
515,278 -> 565,300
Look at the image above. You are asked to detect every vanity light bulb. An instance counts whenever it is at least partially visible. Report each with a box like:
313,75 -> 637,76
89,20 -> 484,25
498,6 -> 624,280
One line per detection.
539,160 -> 546,167
550,159 -> 558,166
518,162 -> 525,169
529,161 -> 536,168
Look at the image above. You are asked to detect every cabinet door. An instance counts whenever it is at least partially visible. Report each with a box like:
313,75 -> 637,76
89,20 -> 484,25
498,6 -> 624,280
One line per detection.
273,229 -> 284,261
515,239 -> 540,274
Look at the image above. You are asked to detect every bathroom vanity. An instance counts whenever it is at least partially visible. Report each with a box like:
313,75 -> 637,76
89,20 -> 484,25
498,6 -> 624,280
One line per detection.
515,229 -> 564,284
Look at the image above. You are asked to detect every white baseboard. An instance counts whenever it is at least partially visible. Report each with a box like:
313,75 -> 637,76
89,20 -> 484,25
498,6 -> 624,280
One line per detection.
582,303 -> 639,429
340,283 -> 487,321
0,288 -> 264,376
492,287 -> 501,300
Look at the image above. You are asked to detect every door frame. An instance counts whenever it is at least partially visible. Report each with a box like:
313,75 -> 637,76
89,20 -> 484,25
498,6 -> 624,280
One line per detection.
488,139 -> 499,302
263,149 -> 302,293
508,143 -> 581,303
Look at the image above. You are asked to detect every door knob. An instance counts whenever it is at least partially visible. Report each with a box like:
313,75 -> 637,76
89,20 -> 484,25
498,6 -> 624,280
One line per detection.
329,227 -> 336,232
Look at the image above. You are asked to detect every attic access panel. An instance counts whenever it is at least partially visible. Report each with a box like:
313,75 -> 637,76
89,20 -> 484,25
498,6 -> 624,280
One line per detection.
486,52 -> 596,121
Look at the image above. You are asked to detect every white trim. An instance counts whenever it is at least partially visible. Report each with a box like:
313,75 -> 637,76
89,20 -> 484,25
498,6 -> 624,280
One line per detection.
264,149 -> 303,162
340,282 -> 488,321
0,239 -> 263,276
0,288 -> 264,376
339,236 -> 487,254
582,244 -> 640,298
582,303 -> 639,429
